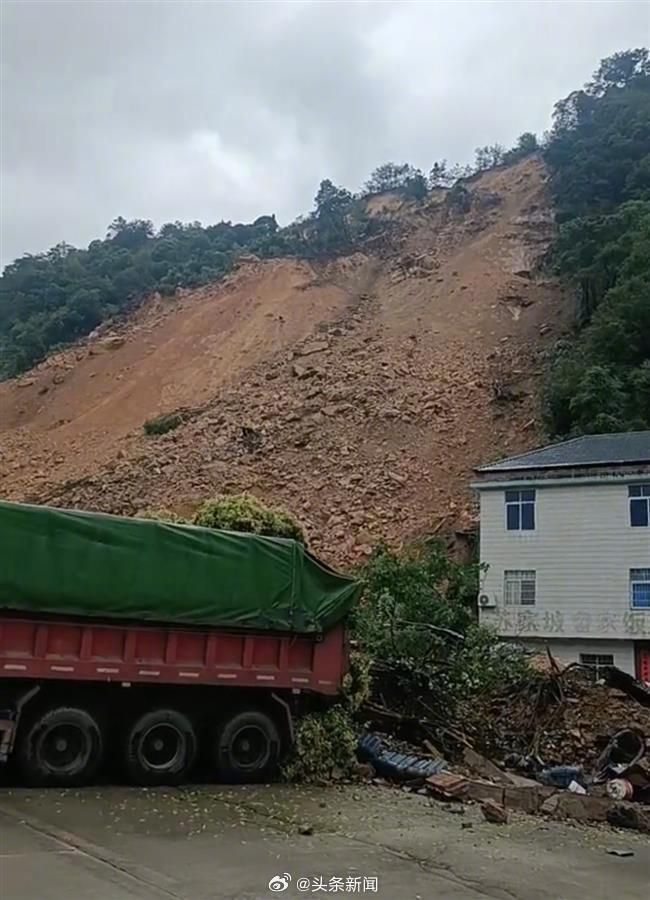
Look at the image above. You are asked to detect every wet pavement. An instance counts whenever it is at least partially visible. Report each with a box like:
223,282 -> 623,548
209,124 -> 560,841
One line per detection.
1,783 -> 648,899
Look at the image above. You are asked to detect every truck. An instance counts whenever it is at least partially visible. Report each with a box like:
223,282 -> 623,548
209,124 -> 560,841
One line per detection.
0,500 -> 360,787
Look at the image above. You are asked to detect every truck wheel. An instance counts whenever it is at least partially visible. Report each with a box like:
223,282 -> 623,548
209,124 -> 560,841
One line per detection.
214,710 -> 280,783
16,706 -> 104,787
124,709 -> 196,786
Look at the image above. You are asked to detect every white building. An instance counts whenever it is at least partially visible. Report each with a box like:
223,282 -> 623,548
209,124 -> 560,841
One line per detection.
474,432 -> 650,680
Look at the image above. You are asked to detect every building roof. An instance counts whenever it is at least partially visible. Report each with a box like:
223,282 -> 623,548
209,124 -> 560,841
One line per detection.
477,431 -> 650,473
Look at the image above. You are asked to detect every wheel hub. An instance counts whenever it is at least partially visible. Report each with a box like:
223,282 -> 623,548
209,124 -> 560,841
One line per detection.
231,726 -> 269,770
140,724 -> 184,771
38,723 -> 89,774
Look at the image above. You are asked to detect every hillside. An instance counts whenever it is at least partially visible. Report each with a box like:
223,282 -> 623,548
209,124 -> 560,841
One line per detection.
0,157 -> 568,564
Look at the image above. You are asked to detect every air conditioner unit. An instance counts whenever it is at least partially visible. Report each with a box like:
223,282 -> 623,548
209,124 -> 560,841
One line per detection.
478,593 -> 497,609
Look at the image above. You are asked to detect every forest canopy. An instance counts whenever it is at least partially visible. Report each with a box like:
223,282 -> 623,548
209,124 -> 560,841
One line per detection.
543,48 -> 650,436
0,179 -> 387,377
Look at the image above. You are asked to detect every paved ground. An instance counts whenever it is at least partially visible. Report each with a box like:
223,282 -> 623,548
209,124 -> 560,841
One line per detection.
0,783 -> 648,900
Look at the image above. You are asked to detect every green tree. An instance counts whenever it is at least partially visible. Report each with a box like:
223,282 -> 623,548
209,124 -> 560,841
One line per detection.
401,170 -> 428,201
630,361 -> 650,422
474,144 -> 505,171
543,49 -> 650,436
364,162 -> 413,193
312,179 -> 355,255
568,365 -> 628,434
503,132 -> 539,164
446,162 -> 474,182
428,160 -> 449,188
350,542 -> 529,717
588,48 -> 650,94
546,48 -> 650,218
514,131 -> 539,154
107,217 -> 155,249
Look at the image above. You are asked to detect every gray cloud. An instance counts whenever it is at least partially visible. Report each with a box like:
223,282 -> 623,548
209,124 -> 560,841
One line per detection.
1,0 -> 647,265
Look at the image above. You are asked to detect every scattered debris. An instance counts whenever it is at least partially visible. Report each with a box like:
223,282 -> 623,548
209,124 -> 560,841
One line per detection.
606,779 -> 634,801
607,804 -> 650,834
463,746 -> 512,785
481,799 -> 508,825
458,665 -> 650,775
606,849 -> 634,858
101,335 -> 126,350
355,661 -> 650,833
357,733 -> 446,783
539,766 -> 585,790
603,667 -> 650,708
291,363 -> 317,379
593,728 -> 646,781
240,426 -> 263,452
297,339 -> 329,357
425,772 -> 469,801
568,780 -> 587,795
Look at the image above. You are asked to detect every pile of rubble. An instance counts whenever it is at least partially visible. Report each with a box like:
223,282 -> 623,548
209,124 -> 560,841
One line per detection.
358,665 -> 650,832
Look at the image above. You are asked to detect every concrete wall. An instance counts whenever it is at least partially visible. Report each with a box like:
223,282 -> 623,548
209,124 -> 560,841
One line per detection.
478,479 -> 650,640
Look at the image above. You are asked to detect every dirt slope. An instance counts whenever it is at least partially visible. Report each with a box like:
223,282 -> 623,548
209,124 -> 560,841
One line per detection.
0,157 -> 568,564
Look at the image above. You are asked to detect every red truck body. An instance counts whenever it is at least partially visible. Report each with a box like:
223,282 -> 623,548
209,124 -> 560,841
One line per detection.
0,503 -> 355,786
0,612 -> 349,785
0,613 -> 347,696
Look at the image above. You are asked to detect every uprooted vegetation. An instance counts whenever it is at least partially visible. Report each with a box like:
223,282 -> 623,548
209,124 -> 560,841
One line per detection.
285,540 -> 650,791
284,540 -> 533,783
282,706 -> 359,785
352,541 -> 531,720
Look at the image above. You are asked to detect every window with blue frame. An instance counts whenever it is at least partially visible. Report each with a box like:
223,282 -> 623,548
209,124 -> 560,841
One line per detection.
505,489 -> 536,530
629,485 -> 650,527
631,569 -> 650,609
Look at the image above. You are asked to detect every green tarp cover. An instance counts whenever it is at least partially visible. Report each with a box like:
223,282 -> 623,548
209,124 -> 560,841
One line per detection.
0,501 -> 361,633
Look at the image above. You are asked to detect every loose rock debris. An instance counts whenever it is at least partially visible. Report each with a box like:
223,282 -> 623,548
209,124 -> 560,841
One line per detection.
356,663 -> 650,832
0,159 -> 566,569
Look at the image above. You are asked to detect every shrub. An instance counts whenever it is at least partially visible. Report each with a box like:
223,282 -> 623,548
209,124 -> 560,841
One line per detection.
192,493 -> 304,542
341,649 -> 372,712
143,411 -> 184,435
282,706 -> 358,784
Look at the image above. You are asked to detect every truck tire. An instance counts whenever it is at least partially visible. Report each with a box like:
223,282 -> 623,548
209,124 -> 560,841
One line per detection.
16,705 -> 104,787
124,709 -> 197,786
214,709 -> 280,783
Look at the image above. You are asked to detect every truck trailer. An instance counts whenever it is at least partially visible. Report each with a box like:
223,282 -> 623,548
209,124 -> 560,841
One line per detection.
0,501 -> 360,787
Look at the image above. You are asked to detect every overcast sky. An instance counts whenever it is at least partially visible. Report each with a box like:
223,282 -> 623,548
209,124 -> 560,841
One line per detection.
1,0 -> 648,266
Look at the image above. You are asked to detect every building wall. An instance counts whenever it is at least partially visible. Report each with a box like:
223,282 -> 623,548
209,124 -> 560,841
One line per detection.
478,480 -> 650,641
519,638 -> 636,675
